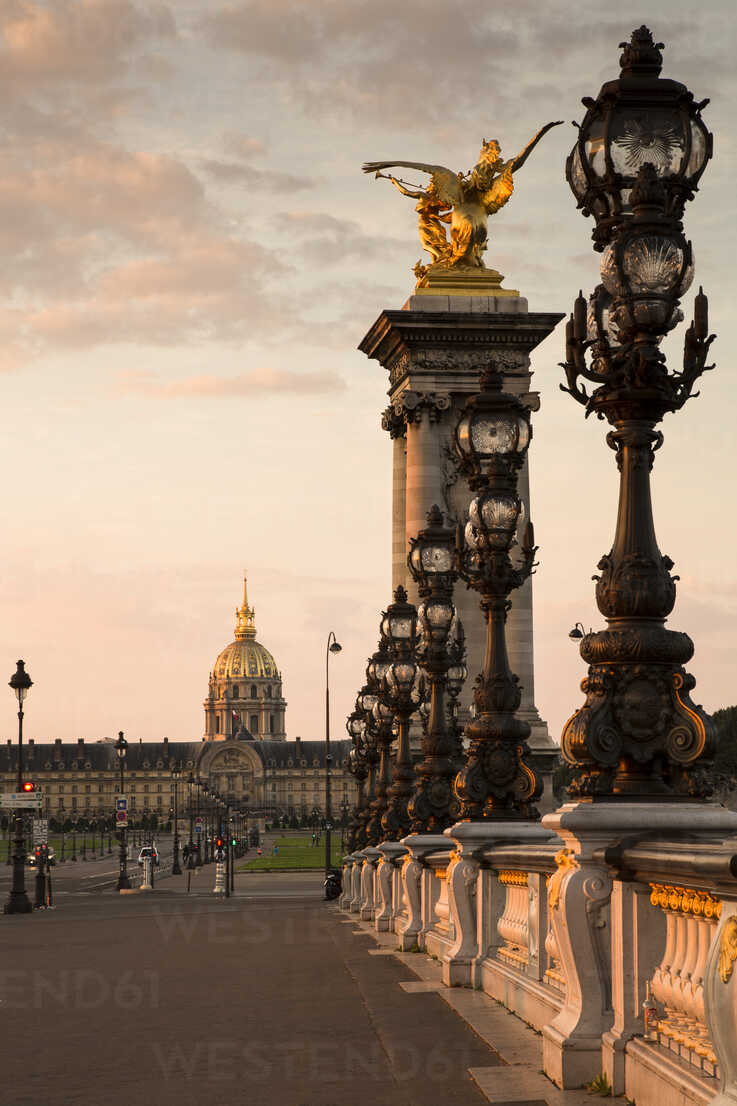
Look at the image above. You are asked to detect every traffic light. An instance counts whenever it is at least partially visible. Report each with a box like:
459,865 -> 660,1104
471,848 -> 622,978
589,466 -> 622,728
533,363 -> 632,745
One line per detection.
215,836 -> 224,849
22,781 -> 36,792
231,837 -> 237,847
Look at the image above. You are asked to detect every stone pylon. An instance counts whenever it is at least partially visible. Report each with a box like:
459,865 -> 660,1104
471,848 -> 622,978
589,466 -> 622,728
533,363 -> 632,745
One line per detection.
359,280 -> 563,793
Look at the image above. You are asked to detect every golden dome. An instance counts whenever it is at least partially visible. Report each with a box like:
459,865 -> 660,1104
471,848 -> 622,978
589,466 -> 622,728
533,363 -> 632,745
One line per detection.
214,639 -> 278,680
213,575 -> 280,681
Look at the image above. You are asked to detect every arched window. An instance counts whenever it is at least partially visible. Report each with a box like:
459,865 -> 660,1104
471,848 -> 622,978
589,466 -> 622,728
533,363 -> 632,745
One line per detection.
251,684 -> 257,699
232,685 -> 239,699
265,686 -> 272,699
269,715 -> 275,734
216,716 -> 221,733
250,714 -> 259,733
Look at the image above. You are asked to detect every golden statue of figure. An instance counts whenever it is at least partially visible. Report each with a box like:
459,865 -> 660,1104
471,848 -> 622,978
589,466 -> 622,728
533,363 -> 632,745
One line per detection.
363,122 -> 563,275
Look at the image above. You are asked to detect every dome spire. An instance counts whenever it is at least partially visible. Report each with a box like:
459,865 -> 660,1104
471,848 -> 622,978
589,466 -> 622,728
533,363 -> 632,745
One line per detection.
234,571 -> 257,639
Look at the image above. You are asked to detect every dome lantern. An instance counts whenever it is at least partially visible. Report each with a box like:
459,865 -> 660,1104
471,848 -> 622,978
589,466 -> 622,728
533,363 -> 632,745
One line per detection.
234,573 -> 257,640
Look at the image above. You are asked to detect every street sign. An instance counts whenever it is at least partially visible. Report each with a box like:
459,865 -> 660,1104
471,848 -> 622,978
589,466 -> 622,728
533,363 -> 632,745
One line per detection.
0,792 -> 42,810
32,819 -> 49,845
116,796 -> 128,828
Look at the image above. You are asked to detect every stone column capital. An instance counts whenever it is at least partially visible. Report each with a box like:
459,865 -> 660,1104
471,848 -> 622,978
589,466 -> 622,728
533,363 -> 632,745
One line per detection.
382,390 -> 452,434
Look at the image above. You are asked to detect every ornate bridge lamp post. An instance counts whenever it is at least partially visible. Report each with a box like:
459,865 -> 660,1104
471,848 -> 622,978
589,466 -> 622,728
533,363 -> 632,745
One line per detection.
345,739 -> 368,852
406,505 -> 466,833
355,684 -> 380,844
380,586 -> 423,841
537,30 -> 737,1089
446,661 -> 468,762
363,638 -> 394,845
453,367 -> 541,820
560,26 -> 717,798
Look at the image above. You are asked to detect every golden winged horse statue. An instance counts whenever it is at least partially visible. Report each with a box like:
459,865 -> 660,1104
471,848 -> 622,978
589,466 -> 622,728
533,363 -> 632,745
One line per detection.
363,122 -> 562,275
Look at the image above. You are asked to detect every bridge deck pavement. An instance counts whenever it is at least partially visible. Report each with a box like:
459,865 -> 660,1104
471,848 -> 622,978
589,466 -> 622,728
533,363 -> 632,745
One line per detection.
0,871 -> 501,1106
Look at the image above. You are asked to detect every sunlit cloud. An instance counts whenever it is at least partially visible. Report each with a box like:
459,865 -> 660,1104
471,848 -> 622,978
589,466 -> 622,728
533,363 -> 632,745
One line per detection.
117,365 -> 346,397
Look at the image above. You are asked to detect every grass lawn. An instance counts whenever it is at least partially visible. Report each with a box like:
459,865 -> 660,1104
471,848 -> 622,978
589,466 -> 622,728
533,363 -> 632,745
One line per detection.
1,833 -> 116,862
238,836 -> 343,871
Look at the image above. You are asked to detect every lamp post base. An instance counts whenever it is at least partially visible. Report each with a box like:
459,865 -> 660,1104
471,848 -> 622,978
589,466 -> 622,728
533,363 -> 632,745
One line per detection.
4,891 -> 32,914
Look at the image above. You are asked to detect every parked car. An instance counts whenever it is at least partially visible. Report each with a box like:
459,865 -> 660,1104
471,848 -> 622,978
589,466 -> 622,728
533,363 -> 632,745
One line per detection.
137,845 -> 160,867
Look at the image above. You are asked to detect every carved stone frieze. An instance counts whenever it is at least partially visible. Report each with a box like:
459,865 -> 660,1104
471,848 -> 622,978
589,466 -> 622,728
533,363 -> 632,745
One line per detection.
388,347 -> 529,388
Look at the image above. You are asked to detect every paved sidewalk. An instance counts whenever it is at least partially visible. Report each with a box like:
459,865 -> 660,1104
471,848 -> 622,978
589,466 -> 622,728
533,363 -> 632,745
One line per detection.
348,915 -> 601,1106
1,874 -> 496,1106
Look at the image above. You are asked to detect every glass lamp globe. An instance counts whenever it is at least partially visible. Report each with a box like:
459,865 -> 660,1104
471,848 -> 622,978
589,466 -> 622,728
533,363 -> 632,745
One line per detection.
418,597 -> 454,644
566,27 -> 712,244
457,409 -> 530,465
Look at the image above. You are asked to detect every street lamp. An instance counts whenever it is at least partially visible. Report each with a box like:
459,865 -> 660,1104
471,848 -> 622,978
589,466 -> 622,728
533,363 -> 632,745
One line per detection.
363,633 -> 392,846
560,27 -> 716,797
4,660 -> 33,914
453,366 -> 541,820
380,587 -> 423,840
194,776 -> 203,865
114,731 -> 131,891
324,631 -> 342,882
345,713 -> 368,851
406,504 -> 466,832
171,767 -> 182,875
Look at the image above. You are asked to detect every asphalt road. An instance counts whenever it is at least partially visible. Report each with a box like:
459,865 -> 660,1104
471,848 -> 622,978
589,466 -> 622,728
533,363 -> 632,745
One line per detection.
0,873 -> 500,1106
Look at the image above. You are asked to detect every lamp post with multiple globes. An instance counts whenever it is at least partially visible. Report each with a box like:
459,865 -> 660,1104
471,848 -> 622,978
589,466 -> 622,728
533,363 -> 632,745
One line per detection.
560,26 -> 717,798
406,505 -> 466,833
452,366 -> 541,820
379,586 -> 423,841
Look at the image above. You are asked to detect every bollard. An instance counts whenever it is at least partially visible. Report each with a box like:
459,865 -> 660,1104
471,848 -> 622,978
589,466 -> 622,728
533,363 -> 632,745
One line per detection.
213,858 -> 226,895
140,855 -> 153,892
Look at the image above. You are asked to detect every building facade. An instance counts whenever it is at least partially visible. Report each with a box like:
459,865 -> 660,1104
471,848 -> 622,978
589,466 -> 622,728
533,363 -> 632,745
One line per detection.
0,734 -> 355,827
0,576 -> 357,827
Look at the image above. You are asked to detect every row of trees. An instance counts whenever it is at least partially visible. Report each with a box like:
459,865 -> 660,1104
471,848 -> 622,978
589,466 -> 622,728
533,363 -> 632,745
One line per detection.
0,813 -> 171,834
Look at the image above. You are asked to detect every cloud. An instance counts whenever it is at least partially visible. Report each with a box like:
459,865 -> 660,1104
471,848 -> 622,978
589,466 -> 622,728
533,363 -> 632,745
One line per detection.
283,210 -> 398,265
222,133 -> 268,159
118,366 -> 346,397
0,0 -> 175,88
201,1 -> 727,132
199,158 -> 313,192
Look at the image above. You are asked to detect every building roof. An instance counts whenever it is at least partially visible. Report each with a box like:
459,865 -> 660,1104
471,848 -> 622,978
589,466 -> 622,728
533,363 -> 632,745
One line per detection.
1,737 -> 353,772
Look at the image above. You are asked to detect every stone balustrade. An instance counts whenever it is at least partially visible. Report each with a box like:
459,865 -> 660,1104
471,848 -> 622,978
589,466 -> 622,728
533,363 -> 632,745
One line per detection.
340,805 -> 737,1106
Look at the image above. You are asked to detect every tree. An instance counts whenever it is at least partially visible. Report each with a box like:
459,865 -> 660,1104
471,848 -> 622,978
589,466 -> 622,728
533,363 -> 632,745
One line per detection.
712,707 -> 737,795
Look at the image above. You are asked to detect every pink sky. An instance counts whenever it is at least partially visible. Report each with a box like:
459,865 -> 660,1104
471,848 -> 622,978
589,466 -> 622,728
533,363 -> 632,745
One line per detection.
0,0 -> 735,747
